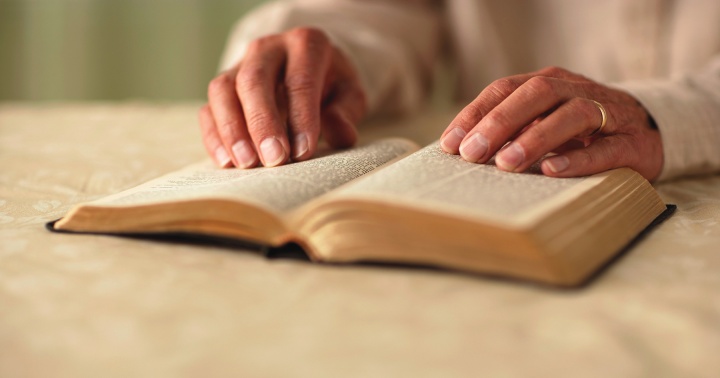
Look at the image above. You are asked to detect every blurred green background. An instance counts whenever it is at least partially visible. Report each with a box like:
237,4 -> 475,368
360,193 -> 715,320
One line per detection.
0,0 -> 266,101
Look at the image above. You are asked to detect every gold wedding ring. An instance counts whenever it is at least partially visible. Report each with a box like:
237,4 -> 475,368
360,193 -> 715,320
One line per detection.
588,100 -> 607,137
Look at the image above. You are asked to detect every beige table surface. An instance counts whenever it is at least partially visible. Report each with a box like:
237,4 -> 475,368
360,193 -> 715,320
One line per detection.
1,103 -> 719,378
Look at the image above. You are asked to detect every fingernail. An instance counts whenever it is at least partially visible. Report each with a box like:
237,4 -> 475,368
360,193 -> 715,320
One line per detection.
231,140 -> 257,169
459,133 -> 489,163
214,146 -> 232,168
259,137 -> 286,167
545,155 -> 570,173
441,128 -> 467,153
496,142 -> 525,171
293,133 -> 309,160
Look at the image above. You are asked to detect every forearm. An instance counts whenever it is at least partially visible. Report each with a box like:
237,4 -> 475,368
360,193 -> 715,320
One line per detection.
219,0 -> 442,116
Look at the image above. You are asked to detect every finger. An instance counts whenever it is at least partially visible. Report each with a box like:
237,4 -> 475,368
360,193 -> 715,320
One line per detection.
198,105 -> 233,168
440,65 -> 592,156
317,47 -> 367,149
319,81 -> 366,149
540,135 -> 633,178
440,73 -> 535,154
284,28 -> 332,161
207,68 -> 258,169
552,139 -> 587,154
320,106 -> 357,149
459,76 -> 582,164
440,67 -> 565,152
494,97 -> 601,172
236,36 -> 291,167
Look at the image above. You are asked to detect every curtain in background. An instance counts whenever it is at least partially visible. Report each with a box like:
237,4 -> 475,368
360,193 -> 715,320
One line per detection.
0,0 -> 264,101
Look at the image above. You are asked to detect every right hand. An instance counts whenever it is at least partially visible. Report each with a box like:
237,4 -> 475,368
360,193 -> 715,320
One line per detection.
199,27 -> 367,168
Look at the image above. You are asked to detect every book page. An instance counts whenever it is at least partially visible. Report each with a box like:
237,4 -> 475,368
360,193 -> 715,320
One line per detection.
89,138 -> 418,214
332,142 -> 596,225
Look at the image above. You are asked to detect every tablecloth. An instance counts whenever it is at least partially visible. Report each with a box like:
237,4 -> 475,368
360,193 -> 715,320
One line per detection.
1,103 -> 718,377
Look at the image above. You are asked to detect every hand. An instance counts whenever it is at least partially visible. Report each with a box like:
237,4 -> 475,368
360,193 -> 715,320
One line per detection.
199,27 -> 367,168
439,66 -> 664,181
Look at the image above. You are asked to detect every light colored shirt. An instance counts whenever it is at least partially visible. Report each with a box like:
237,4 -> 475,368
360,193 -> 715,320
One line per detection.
219,0 -> 720,181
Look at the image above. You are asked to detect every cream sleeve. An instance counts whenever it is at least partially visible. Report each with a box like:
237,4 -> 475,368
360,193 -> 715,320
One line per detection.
616,56 -> 720,181
219,0 -> 442,116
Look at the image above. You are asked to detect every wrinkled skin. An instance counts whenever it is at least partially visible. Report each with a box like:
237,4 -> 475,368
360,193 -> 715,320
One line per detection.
440,66 -> 663,181
199,27 -> 366,169
200,29 -> 663,182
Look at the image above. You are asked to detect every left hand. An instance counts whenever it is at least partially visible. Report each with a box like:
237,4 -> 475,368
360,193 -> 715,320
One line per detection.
439,66 -> 664,181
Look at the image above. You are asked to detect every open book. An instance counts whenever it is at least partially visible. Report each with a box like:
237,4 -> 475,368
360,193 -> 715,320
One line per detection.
53,138 -> 670,286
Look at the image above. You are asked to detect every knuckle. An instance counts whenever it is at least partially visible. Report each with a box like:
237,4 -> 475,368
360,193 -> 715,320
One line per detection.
455,104 -> 484,127
524,76 -> 554,97
526,126 -> 549,148
236,65 -> 267,92
570,98 -> 597,125
217,119 -> 243,137
287,27 -> 329,46
488,78 -> 518,98
285,71 -> 317,94
584,101 -> 603,127
484,110 -> 511,129
290,113 -> 314,128
245,111 -> 276,131
540,65 -> 566,77
208,75 -> 234,97
246,35 -> 276,55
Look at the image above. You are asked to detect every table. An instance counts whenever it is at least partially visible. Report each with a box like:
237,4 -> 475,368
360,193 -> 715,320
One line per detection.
1,103 -> 718,377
